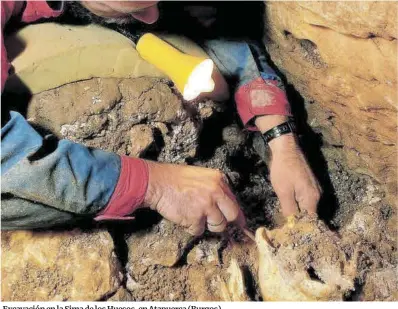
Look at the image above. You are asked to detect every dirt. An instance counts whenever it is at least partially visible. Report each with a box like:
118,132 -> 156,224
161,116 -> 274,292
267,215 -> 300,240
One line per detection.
26,77 -> 220,163
120,107 -> 395,300
12,75 -> 396,301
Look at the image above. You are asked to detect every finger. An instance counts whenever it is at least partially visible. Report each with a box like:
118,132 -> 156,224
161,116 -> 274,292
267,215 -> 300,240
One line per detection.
296,187 -> 321,214
235,208 -> 247,228
219,179 -> 238,203
219,181 -> 246,227
207,210 -> 227,233
206,206 -> 227,233
216,184 -> 246,227
277,191 -> 299,217
187,217 -> 206,236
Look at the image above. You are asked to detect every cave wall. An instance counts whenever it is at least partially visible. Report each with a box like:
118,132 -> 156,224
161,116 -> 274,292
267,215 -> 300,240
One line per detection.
263,1 -> 397,203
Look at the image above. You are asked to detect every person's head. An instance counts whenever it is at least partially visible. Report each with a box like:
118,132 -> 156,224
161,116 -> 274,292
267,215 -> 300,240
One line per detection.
79,1 -> 160,25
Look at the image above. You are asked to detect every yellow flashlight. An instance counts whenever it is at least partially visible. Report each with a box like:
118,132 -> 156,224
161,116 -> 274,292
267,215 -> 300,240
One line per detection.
136,33 -> 215,101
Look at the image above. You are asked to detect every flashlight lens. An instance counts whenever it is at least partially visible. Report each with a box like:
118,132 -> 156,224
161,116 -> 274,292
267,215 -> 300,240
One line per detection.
183,59 -> 215,101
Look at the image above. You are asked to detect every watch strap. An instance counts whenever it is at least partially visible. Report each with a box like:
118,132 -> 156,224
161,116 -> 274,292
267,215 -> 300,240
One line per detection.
261,120 -> 297,145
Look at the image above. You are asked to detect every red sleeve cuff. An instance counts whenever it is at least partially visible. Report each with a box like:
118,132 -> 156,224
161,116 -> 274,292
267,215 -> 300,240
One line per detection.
22,0 -> 64,23
94,156 -> 149,221
235,77 -> 292,131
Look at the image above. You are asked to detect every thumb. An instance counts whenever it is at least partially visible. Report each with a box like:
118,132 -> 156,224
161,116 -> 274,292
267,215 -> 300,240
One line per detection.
277,191 -> 299,217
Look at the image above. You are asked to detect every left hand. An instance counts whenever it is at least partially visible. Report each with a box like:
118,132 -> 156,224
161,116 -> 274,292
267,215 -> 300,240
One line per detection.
255,116 -> 322,216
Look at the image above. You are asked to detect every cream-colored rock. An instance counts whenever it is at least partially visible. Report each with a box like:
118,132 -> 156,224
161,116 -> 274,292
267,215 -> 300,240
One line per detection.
5,24 -> 162,94
256,213 -> 356,301
1,230 -> 121,301
4,23 -> 229,101
127,219 -> 194,269
128,124 -> 155,157
187,238 -> 221,266
264,1 -> 397,201
219,258 -> 250,301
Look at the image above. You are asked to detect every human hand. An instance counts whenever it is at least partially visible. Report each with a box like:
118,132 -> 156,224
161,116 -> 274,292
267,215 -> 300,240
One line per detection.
255,115 -> 322,216
268,134 -> 322,216
142,161 -> 246,235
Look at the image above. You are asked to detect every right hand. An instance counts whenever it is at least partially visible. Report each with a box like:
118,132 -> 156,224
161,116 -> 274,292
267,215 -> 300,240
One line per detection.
143,161 -> 246,236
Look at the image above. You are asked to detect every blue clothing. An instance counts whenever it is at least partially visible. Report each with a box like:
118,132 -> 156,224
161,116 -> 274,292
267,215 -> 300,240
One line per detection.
1,112 -> 121,229
203,40 -> 284,89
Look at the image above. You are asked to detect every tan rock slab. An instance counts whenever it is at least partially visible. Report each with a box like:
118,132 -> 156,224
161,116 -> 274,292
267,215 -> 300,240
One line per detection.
4,24 -> 229,101
1,229 -> 122,301
218,258 -> 250,301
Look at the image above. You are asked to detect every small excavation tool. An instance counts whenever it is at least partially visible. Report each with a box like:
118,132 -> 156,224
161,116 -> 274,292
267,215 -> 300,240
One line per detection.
241,227 -> 256,242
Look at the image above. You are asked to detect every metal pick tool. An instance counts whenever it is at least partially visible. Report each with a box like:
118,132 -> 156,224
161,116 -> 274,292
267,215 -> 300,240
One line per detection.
242,227 -> 256,242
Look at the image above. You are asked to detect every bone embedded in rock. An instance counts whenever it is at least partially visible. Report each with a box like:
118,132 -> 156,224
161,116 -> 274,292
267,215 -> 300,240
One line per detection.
255,213 -> 357,301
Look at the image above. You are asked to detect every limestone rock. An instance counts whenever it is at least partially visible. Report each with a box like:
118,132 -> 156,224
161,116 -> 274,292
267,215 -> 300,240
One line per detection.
128,124 -> 155,157
256,213 -> 356,301
119,78 -> 184,123
4,24 -> 163,94
127,219 -> 195,269
4,24 -> 229,101
108,288 -> 134,302
1,229 -> 122,301
263,1 -> 397,201
341,205 -> 384,243
29,77 -> 122,135
219,258 -> 250,301
187,266 -> 223,301
361,266 -> 398,301
187,238 -> 221,266
27,77 -> 209,162
222,125 -> 246,147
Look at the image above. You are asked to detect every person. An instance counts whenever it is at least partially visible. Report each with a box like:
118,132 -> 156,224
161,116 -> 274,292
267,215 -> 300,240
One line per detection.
1,1 -> 321,233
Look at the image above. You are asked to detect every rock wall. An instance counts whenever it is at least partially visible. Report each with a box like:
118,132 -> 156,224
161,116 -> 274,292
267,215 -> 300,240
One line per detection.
263,1 -> 397,202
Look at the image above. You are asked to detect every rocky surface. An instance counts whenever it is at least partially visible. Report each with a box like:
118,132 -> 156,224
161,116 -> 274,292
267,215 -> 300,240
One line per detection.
263,1 -> 397,203
2,2 -> 397,301
127,219 -> 195,268
3,72 -> 395,301
1,229 -> 122,301
26,77 -> 221,163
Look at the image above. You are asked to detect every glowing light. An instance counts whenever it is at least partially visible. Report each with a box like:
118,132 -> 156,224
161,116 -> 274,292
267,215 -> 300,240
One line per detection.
183,59 -> 215,101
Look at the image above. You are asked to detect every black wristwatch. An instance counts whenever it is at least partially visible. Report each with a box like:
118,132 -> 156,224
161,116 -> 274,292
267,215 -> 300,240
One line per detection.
261,120 -> 297,145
